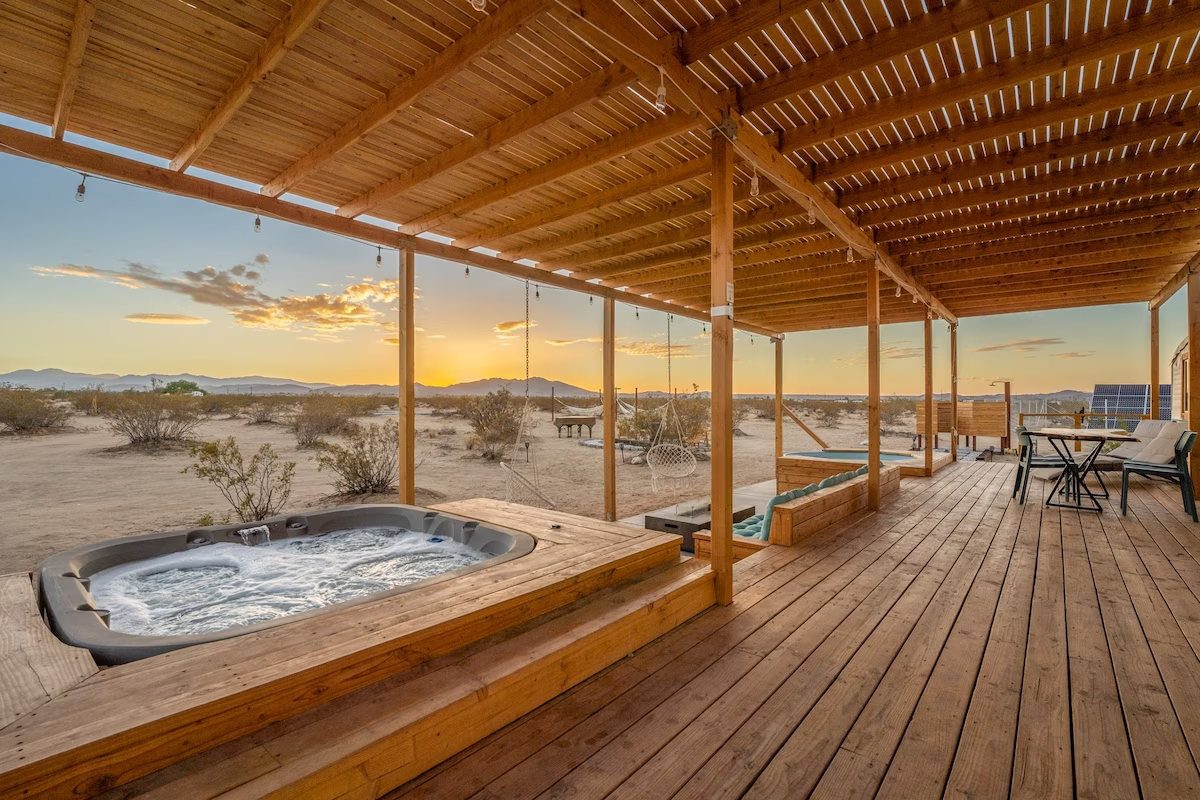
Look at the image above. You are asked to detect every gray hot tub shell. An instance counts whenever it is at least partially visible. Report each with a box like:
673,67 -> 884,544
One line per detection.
38,504 -> 536,665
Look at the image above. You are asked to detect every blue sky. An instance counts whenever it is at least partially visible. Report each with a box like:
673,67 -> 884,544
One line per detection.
0,112 -> 1186,396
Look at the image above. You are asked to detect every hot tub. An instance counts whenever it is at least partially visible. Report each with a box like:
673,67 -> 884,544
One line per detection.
777,448 -> 929,489
38,504 -> 536,665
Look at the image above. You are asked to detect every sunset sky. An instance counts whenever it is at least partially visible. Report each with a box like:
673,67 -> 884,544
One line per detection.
0,113 -> 1187,398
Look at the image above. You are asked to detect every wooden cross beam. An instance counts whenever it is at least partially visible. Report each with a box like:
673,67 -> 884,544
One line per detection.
170,0 -> 333,171
51,0 -> 95,140
557,0 -> 956,323
260,0 -> 553,198
1150,250 -> 1200,308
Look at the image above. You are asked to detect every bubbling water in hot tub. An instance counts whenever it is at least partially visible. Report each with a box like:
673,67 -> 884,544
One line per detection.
89,526 -> 487,637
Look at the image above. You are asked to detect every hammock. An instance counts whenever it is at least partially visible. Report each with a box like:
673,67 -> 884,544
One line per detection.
645,315 -> 697,493
556,399 -> 641,416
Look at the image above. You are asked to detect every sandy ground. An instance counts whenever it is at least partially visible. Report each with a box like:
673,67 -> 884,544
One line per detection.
0,409 -> 917,574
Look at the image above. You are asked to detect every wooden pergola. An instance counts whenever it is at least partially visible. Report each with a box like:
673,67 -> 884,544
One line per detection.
4,0 -> 1200,606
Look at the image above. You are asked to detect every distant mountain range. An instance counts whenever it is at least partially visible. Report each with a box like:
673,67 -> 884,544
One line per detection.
0,369 -> 595,397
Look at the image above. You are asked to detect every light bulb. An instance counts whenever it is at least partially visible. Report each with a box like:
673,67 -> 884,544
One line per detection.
846,248 -> 854,263
254,214 -> 261,233
589,295 -> 594,306
655,67 -> 667,111
635,308 -> 640,320
750,168 -> 760,197
912,293 -> 919,303
750,335 -> 755,345
702,324 -> 707,334
807,204 -> 816,225
465,266 -> 470,278
471,0 -> 486,10
535,285 -> 540,300
376,247 -> 382,268
895,286 -> 902,297
75,176 -> 86,202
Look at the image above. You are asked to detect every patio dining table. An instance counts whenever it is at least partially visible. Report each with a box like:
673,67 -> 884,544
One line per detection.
1028,427 -> 1139,512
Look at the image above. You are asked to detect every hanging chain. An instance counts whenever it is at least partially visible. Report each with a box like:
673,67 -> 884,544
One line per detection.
666,314 -> 672,395
523,280 -> 528,398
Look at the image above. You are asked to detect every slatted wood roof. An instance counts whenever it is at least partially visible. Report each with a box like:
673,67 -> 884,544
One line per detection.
3,0 -> 1199,333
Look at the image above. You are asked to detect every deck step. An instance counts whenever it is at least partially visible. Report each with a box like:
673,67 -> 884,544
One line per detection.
105,560 -> 715,800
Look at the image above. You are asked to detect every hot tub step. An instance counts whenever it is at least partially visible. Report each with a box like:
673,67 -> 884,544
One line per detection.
106,560 -> 716,800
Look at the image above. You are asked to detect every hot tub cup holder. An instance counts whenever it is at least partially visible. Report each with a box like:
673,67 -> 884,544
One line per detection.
75,605 -> 111,627
284,517 -> 309,537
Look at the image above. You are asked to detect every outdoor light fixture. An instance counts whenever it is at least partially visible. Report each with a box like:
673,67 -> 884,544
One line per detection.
750,164 -> 760,197
807,201 -> 816,225
464,266 -> 470,278
912,293 -> 919,303
471,0 -> 486,11
376,246 -> 382,268
846,247 -> 854,263
535,284 -> 540,300
589,295 -> 594,305
655,67 -> 668,111
895,286 -> 902,297
254,214 -> 261,233
75,175 -> 87,202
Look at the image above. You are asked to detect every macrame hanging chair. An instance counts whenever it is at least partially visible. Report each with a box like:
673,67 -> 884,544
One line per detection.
646,314 -> 697,493
503,281 -> 556,510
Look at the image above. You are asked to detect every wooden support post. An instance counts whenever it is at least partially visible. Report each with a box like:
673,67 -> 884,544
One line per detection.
774,336 -> 784,459
603,297 -> 616,522
867,263 -> 881,509
924,313 -> 934,477
1151,306 -> 1161,420
398,248 -> 415,504
950,323 -> 958,462
710,131 -> 735,606
1189,272 -> 1200,499
551,386 -> 555,423
1005,381 -> 1013,452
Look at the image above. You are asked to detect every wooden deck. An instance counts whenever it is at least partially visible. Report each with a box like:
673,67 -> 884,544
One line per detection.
389,461 -> 1200,800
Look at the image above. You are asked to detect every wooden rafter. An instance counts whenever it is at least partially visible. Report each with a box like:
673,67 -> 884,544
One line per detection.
571,231 -> 836,280
778,1 -> 1200,157
557,0 -> 957,322
170,0 -> 333,172
0,123 -> 779,337
681,0 -> 822,63
51,0 -> 95,140
1151,250 -> 1200,308
812,60 -> 1200,186
336,62 -> 637,219
400,112 -> 699,234
260,0 -> 553,198
453,157 -> 711,248
737,0 -> 1044,113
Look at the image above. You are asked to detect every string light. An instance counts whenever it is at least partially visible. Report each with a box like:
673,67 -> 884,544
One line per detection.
635,307 -> 640,320
846,247 -> 854,263
535,284 -> 540,301
254,213 -> 261,233
589,295 -> 594,306
750,164 -> 760,197
376,246 -> 382,268
702,323 -> 707,334
750,334 -> 755,345
912,293 -> 919,303
75,175 -> 87,202
471,0 -> 486,11
807,200 -> 816,225
895,286 -> 902,297
655,66 -> 668,111
465,266 -> 470,279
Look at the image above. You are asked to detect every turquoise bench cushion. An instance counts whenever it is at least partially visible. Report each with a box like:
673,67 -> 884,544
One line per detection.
855,464 -> 869,476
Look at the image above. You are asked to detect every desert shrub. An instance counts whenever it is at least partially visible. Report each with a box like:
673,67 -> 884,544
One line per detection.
617,408 -> 661,442
162,379 -> 204,395
314,419 -> 399,494
104,392 -> 201,445
618,398 -> 710,444
803,400 -> 843,428
463,388 -> 521,460
66,385 -> 111,416
184,437 -> 296,523
290,394 -> 353,447
0,385 -> 72,432
247,399 -> 288,425
880,397 -> 916,428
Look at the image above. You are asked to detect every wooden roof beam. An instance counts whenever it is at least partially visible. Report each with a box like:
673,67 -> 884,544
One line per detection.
51,0 -> 95,140
915,241 -> 1200,279
454,156 -> 711,249
400,112 -> 698,234
778,1 -> 1200,158
814,60 -> 1200,185
260,0 -> 553,198
891,198 -> 1200,257
876,172 -> 1200,242
336,62 -> 638,219
557,0 -> 956,323
504,182 -> 776,259
538,201 -> 813,270
860,142 -> 1200,228
170,0 -> 332,171
622,256 -> 858,295
738,0 -> 1043,113
1151,250 -> 1200,308
681,0 -> 823,63
841,107 -> 1200,210
0,123 -> 779,339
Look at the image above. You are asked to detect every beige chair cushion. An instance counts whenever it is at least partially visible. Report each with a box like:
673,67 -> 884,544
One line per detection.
1107,419 -> 1168,460
1134,436 -> 1178,465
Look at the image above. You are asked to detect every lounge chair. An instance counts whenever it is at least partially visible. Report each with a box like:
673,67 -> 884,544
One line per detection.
1013,426 -> 1068,504
1120,430 -> 1198,522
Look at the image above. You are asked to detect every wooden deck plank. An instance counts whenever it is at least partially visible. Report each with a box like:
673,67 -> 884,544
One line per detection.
385,464 -> 983,800
1060,509 -> 1140,800
0,573 -> 96,730
586,466 -> 1002,800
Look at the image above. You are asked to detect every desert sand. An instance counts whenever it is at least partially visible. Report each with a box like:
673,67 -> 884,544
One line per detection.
0,408 -> 918,574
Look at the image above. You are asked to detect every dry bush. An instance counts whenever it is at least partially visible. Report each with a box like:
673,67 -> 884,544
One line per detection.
247,396 -> 291,425
463,388 -> 521,460
880,397 -> 916,428
184,437 -> 296,522
65,385 -> 113,417
801,400 -> 844,428
619,398 -> 710,444
290,394 -> 354,447
314,419 -> 399,495
104,392 -> 201,446
0,385 -> 72,432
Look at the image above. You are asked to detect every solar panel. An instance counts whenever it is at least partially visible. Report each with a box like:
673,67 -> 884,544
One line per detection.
1089,384 -> 1171,429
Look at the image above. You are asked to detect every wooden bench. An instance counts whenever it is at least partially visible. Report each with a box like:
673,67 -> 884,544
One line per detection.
0,573 -> 96,729
693,467 -> 901,559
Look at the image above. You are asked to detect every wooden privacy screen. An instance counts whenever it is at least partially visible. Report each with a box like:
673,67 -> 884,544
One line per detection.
916,401 -> 1007,437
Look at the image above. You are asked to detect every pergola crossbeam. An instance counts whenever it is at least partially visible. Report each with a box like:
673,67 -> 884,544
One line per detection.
51,0 -> 95,140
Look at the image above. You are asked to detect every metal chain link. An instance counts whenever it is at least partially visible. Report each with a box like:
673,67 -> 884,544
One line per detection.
524,280 -> 530,398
